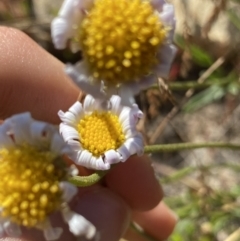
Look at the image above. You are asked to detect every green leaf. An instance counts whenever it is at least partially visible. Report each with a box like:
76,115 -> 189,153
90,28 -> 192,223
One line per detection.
161,166 -> 194,184
227,82 -> 240,95
230,210 -> 240,218
174,35 -> 214,67
174,219 -> 196,236
212,216 -> 229,233
189,45 -> 214,67
169,233 -> 186,241
174,34 -> 186,49
183,85 -> 225,112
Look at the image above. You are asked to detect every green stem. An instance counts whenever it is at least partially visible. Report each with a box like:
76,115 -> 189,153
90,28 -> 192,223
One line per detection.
152,79 -> 230,91
69,170 -> 108,187
144,142 -> 240,153
69,142 -> 240,187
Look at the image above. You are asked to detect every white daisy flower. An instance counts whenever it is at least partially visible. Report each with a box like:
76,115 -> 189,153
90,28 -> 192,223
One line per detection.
51,0 -> 177,105
0,113 -> 96,241
58,94 -> 144,170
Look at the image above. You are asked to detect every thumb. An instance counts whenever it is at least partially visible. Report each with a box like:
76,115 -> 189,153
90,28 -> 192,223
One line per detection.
0,27 -> 79,123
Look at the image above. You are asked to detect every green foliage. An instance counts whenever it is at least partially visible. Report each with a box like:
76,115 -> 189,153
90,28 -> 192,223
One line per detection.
174,35 -> 213,67
166,166 -> 240,241
228,7 -> 240,31
188,45 -> 213,67
161,167 -> 193,184
183,72 -> 239,112
183,85 -> 225,112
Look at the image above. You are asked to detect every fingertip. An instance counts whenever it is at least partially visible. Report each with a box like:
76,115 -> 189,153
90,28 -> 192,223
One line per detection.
105,155 -> 163,211
132,202 -> 178,240
74,187 -> 131,241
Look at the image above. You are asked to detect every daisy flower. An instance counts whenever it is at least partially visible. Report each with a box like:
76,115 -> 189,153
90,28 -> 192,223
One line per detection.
51,0 -> 177,105
58,94 -> 144,170
0,113 -> 96,240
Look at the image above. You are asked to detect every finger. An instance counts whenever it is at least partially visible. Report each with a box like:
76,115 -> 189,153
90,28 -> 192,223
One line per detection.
74,187 -> 131,241
123,228 -> 150,241
125,202 -> 177,241
0,186 -> 131,241
0,27 -> 79,123
105,155 -> 163,211
0,27 -> 163,213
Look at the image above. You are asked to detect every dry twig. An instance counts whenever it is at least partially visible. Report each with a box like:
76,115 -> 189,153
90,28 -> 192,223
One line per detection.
148,56 -> 225,144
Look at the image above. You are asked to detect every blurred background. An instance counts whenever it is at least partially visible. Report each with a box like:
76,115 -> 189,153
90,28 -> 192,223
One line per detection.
1,0 -> 240,240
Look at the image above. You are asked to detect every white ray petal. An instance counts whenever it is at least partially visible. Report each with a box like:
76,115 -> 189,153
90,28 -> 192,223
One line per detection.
60,181 -> 78,203
120,107 -> 139,133
59,124 -> 80,142
117,86 -> 135,106
75,150 -> 94,166
118,107 -> 131,124
43,224 -> 63,241
83,94 -> 99,113
160,3 -> 176,42
150,0 -> 165,11
0,224 -> 4,238
95,157 -> 110,170
123,134 -> 144,156
110,95 -> 123,115
68,164 -> 79,176
155,44 -> 177,78
160,3 -> 175,27
161,44 -> 178,64
62,209 -> 96,239
77,0 -> 95,11
58,110 -> 78,127
51,0 -> 77,49
132,104 -> 144,120
122,123 -> 138,139
67,139 -> 82,151
10,113 -> 32,145
65,64 -> 105,100
137,75 -> 156,93
75,150 -> 110,170
30,121 -> 54,147
51,17 -> 72,49
51,132 -> 68,154
117,145 -> 131,162
69,101 -> 84,118
104,150 -> 122,164
3,221 -> 22,237
0,124 -> 14,148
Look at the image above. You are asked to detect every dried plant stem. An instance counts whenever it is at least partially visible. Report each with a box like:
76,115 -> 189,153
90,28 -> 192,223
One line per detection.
149,56 -> 225,144
224,228 -> 240,241
152,78 -> 230,91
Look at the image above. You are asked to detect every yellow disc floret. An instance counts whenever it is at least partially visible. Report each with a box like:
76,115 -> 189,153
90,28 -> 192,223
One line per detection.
78,0 -> 167,85
0,146 -> 67,227
78,111 -> 125,156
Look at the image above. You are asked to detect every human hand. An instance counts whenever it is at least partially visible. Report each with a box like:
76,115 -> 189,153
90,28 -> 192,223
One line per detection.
0,27 -> 177,241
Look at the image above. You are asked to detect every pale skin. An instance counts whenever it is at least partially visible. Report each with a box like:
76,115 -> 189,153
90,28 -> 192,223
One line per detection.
0,27 -> 177,241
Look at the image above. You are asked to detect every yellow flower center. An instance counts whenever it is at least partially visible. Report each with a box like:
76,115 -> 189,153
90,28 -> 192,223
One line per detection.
78,0 -> 166,85
0,146 -> 67,227
78,111 -> 125,157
